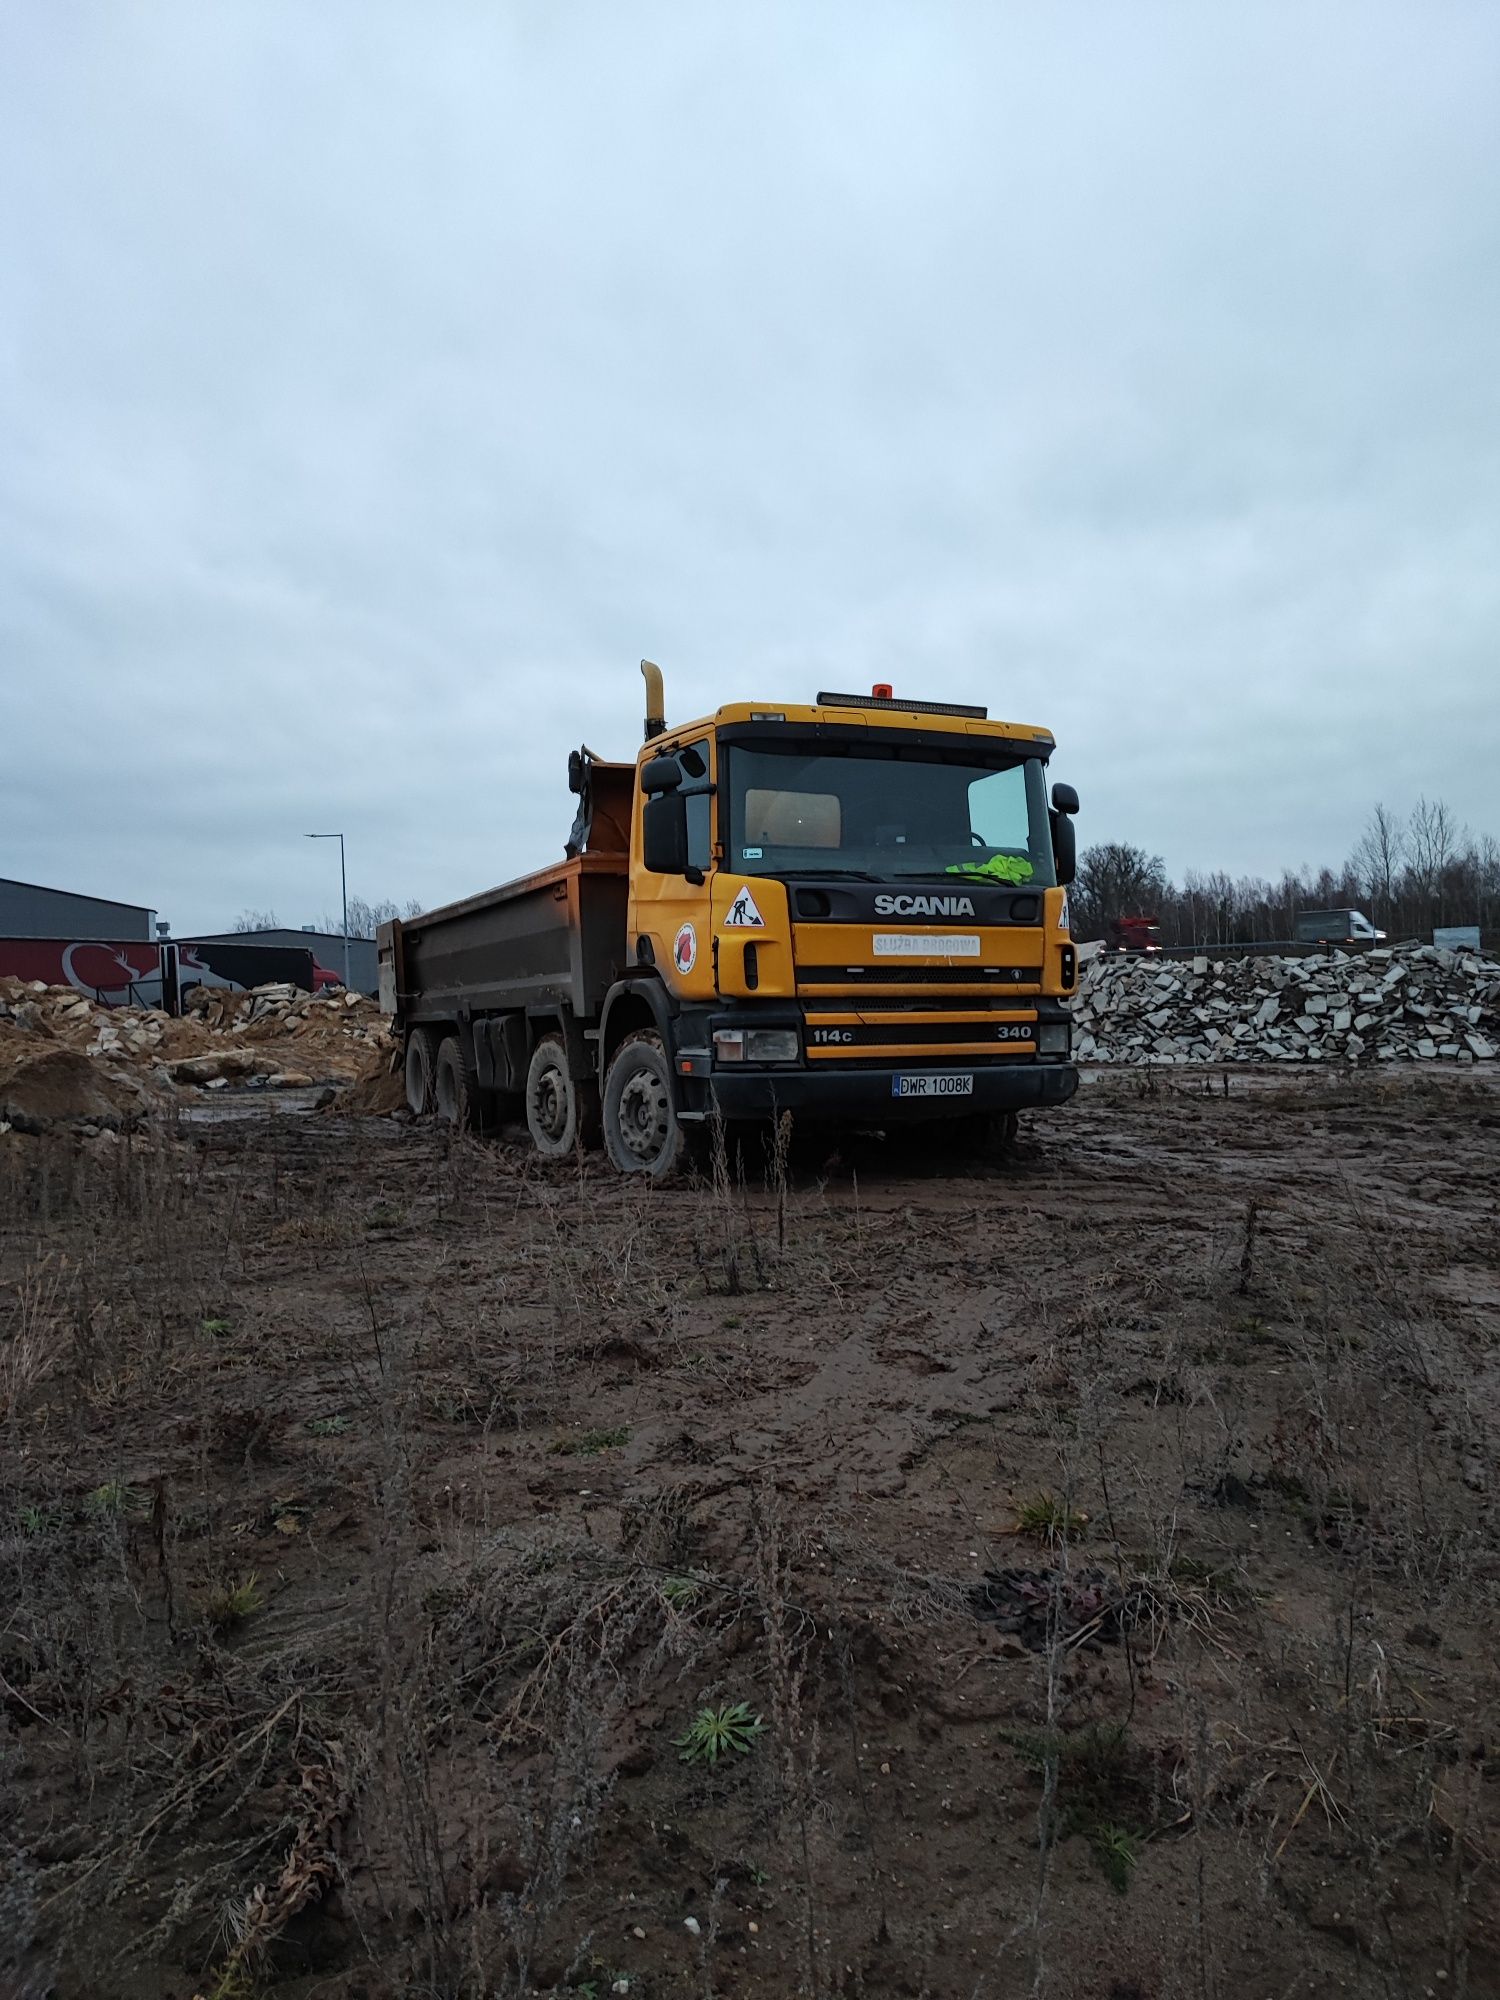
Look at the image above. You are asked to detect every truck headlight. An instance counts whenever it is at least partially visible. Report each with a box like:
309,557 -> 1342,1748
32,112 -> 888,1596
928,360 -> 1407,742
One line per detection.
713,1028 -> 800,1064
1037,1022 -> 1070,1056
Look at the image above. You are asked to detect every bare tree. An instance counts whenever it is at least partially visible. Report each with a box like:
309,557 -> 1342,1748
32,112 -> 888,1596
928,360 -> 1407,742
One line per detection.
1477,835 -> 1500,939
1071,843 -> 1167,941
232,908 -> 281,932
1405,796 -> 1465,924
1405,797 -> 1458,895
316,896 -> 425,940
1351,803 -> 1403,918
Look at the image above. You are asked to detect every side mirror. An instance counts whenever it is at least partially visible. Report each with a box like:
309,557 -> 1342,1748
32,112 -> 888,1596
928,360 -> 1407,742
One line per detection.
1051,781 -> 1079,815
1050,809 -> 1077,887
641,754 -> 682,795
643,792 -> 689,875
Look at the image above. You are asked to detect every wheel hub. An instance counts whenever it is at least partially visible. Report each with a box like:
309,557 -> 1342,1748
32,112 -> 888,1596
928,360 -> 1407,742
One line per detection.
533,1062 -> 570,1140
618,1068 -> 669,1160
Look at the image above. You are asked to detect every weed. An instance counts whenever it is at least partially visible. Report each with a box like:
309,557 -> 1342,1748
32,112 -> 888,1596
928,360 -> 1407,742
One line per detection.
0,1250 -> 68,1422
660,1574 -> 704,1610
1008,1723 -> 1145,1890
17,1504 -> 55,1535
676,1700 -> 765,1766
1085,1819 -> 1139,1894
199,1968 -> 259,2000
367,1202 -> 405,1229
199,1315 -> 233,1337
552,1426 -> 630,1456
1007,1721 -> 1129,1786
201,1574 -> 264,1631
569,1967 -> 631,2000
1236,1313 -> 1275,1344
1169,1553 -> 1258,1608
1013,1490 -> 1089,1541
305,1414 -> 351,1437
84,1481 -> 144,1518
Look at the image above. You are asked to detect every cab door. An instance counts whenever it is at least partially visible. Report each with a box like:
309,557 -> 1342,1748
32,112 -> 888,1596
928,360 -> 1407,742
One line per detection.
630,734 -> 719,1003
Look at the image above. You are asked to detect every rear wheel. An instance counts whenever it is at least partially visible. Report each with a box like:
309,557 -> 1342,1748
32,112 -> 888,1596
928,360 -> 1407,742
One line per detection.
603,1031 -> 687,1179
434,1037 -> 475,1130
525,1033 -> 601,1157
404,1028 -> 439,1115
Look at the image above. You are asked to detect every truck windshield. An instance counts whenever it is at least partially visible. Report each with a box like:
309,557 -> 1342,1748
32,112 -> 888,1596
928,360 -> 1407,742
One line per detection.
725,741 -> 1056,887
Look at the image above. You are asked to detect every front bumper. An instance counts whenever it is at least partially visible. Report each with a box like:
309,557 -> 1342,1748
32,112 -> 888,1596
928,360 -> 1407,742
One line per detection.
705,1061 -> 1078,1122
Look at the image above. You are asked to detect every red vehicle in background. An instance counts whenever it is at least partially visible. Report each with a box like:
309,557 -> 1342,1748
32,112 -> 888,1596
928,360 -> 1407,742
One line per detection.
1108,914 -> 1162,953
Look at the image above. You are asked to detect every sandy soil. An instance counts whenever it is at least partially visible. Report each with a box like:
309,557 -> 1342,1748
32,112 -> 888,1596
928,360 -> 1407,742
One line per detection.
2,1067 -> 1497,1999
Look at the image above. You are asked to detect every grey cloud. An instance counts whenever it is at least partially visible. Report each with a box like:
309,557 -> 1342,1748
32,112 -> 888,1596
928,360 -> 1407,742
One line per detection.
2,1 -> 1497,931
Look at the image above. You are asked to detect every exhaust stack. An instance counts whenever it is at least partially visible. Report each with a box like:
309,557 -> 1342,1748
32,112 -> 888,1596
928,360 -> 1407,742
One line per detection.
641,659 -> 666,741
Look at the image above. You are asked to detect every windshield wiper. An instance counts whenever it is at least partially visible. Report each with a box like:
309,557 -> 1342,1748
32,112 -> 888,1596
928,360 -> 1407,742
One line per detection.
773,867 -> 885,882
891,868 -> 993,881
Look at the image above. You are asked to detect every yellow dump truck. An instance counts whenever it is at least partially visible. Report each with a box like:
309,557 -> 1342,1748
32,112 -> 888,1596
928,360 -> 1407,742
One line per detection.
379,663 -> 1081,1175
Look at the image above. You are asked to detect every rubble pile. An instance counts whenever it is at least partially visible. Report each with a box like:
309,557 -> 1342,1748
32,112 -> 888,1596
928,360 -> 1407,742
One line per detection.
1075,943 -> 1499,1066
0,978 -> 391,1132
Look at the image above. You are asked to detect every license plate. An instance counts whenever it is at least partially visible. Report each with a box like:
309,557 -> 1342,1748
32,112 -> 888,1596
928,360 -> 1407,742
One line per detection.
891,1072 -> 974,1099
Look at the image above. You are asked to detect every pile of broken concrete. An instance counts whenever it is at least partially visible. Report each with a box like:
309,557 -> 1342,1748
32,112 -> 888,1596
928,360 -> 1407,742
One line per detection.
0,978 -> 391,1134
1074,942 -> 1499,1066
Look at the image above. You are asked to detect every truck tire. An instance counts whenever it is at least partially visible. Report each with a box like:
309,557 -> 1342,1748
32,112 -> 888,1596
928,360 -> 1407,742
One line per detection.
434,1036 -> 475,1130
603,1031 -> 687,1180
525,1033 -> 596,1157
404,1028 -> 439,1115
953,1110 -> 1019,1155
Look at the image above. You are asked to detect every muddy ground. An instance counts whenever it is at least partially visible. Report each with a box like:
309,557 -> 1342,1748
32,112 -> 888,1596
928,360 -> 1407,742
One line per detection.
2,1069 -> 1497,2000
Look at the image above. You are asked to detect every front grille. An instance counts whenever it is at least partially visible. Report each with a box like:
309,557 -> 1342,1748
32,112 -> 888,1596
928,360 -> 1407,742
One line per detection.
797,964 -> 1040,987
802,995 -> 1034,1014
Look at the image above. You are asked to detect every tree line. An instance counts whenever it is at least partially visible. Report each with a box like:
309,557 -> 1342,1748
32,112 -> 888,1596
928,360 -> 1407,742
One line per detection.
230,807 -> 1496,953
1072,799 -> 1500,948
233,897 -> 424,941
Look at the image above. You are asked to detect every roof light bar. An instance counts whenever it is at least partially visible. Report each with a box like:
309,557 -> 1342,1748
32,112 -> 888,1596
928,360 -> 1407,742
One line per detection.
816,691 -> 989,720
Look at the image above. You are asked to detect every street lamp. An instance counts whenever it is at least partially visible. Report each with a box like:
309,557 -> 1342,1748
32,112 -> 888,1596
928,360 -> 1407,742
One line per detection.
305,833 -> 351,990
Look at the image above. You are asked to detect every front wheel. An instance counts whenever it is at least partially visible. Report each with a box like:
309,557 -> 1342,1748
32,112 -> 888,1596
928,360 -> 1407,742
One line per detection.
953,1110 -> 1019,1155
603,1031 -> 687,1180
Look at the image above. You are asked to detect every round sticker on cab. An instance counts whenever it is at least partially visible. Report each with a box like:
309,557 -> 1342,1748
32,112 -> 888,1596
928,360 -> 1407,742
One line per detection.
672,922 -> 697,975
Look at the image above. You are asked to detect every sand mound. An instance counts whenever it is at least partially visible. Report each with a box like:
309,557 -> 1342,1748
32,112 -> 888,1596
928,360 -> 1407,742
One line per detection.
0,1040 -> 151,1134
0,978 -> 392,1125
329,1053 -> 408,1116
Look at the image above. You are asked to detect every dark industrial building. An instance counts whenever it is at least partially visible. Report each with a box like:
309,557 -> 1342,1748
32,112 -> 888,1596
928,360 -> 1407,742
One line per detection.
187,927 -> 378,995
0,876 -> 156,941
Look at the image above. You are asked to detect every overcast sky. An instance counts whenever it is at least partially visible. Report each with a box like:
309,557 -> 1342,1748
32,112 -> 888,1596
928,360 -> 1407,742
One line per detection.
2,4 -> 1497,931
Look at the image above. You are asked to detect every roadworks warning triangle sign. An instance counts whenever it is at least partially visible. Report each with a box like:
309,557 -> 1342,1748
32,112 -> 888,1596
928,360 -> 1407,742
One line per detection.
723,885 -> 767,929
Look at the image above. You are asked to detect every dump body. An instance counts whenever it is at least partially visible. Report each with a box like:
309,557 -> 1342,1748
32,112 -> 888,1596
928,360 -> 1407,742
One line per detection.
380,854 -> 629,1025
